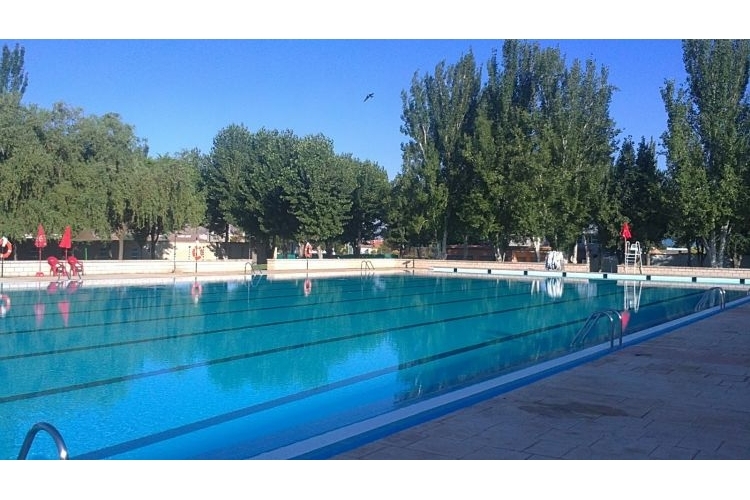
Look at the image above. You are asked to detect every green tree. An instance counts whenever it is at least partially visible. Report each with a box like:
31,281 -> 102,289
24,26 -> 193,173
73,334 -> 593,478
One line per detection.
1,43 -> 28,99
399,52 -> 481,258
662,40 -> 750,267
285,134 -> 354,252
339,156 -> 390,256
612,136 -> 667,262
128,152 -> 205,259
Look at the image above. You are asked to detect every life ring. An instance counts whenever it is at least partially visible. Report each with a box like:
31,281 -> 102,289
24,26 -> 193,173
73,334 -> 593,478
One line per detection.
303,242 -> 313,258
191,246 -> 204,261
0,294 -> 10,317
303,279 -> 312,296
0,237 -> 11,259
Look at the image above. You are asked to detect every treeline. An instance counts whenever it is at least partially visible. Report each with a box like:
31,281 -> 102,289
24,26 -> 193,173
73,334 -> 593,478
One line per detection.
1,40 -> 749,267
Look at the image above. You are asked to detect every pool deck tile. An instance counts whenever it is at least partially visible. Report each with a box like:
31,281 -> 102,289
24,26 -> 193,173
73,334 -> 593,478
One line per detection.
332,301 -> 750,460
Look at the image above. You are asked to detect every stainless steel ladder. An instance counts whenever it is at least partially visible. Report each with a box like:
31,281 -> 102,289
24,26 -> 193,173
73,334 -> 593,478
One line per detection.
571,309 -> 624,349
17,422 -> 69,460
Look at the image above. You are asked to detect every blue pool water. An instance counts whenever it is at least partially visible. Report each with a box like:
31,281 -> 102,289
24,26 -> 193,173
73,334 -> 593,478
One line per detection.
0,273 -> 744,460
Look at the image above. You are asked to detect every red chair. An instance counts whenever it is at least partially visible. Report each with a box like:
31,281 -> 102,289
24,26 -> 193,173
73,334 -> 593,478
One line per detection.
47,256 -> 69,279
67,256 -> 84,278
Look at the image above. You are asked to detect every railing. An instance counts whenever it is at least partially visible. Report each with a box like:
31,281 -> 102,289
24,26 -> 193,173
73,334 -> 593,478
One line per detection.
694,287 -> 725,312
17,422 -> 69,460
571,309 -> 623,349
361,260 -> 375,272
244,261 -> 263,285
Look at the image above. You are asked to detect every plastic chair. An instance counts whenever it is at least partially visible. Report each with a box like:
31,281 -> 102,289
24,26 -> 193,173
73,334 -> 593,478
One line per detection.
47,256 -> 69,279
67,256 -> 84,278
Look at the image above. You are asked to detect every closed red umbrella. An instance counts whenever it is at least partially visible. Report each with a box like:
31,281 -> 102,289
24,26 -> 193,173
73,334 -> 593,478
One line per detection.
59,225 -> 72,259
35,224 -> 48,277
620,222 -> 632,240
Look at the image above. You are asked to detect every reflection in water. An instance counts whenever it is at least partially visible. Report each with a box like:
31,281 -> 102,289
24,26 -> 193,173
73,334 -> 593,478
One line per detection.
623,280 -> 642,312
543,278 -> 564,298
0,293 -> 9,318
191,280 -> 202,304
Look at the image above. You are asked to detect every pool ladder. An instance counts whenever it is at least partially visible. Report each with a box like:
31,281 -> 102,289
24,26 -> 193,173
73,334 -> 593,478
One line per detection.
361,260 -> 375,273
571,309 -> 623,349
17,422 -> 69,460
244,262 -> 263,285
694,287 -> 725,311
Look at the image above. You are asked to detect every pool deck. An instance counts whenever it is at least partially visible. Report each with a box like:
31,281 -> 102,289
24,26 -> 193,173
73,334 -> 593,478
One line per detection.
333,300 -> 750,460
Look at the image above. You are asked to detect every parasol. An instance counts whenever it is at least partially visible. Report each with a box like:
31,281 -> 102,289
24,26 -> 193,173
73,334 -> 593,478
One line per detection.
35,224 -> 48,277
59,225 -> 72,259
620,222 -> 632,256
620,222 -> 632,240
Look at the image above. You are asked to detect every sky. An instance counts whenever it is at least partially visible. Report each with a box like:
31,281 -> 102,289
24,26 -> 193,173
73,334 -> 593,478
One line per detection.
5,38 -> 687,179
4,2 -> 743,183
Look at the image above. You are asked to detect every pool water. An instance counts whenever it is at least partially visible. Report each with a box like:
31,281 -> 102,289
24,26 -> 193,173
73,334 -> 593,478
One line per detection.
0,273 -> 743,459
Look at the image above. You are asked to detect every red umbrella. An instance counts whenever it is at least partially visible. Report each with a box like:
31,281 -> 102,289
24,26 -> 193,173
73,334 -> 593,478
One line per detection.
59,225 -> 72,259
621,222 -> 632,256
35,224 -> 48,277
620,222 -> 632,240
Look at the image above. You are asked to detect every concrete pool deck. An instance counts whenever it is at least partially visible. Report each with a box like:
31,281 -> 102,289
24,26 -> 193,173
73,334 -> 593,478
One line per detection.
333,300 -> 750,460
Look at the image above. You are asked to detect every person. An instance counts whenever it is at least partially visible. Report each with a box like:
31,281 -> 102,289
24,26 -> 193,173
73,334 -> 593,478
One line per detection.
303,241 -> 313,259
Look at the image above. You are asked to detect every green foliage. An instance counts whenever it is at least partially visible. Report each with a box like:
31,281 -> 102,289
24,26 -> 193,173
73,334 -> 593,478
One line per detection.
0,43 -> 28,99
661,40 -> 750,266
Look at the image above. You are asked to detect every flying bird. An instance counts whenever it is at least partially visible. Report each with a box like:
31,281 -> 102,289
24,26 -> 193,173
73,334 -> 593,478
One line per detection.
363,92 -> 374,102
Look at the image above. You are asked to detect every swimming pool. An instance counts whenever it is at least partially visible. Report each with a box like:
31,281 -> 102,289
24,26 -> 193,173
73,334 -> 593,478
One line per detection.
0,272 -> 745,459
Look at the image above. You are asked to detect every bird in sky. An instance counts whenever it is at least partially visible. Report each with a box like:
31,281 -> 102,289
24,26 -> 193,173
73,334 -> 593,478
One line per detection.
363,92 -> 374,102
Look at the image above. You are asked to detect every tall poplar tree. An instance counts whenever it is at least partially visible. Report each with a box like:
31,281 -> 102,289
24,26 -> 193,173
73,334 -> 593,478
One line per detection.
661,40 -> 750,267
0,43 -> 28,99
399,52 -> 481,257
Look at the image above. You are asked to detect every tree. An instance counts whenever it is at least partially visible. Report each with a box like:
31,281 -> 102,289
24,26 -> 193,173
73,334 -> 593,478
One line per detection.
399,52 -> 481,258
0,43 -> 28,100
128,153 -> 205,259
661,40 -> 750,267
611,136 -> 667,262
285,134 -> 354,252
339,156 -> 390,256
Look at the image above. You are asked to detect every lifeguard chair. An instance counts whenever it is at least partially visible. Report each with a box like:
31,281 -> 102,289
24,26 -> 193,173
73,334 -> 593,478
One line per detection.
624,241 -> 643,274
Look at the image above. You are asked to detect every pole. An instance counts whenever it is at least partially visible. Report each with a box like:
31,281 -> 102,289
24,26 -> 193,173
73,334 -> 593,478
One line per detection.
173,233 -> 177,273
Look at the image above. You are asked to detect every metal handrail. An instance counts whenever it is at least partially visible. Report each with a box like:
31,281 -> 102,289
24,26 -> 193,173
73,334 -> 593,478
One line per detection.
244,262 -> 263,286
361,260 -> 375,272
17,422 -> 69,460
572,309 -> 623,349
695,287 -> 725,312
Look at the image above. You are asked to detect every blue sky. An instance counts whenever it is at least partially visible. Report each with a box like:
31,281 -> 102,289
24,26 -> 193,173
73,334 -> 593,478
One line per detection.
4,3 -> 739,181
